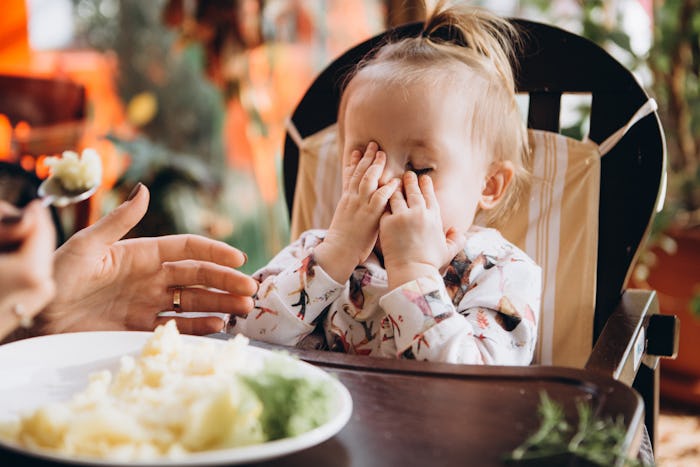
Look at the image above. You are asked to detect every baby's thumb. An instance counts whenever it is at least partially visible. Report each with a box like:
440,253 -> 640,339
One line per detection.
82,183 -> 149,247
445,227 -> 467,259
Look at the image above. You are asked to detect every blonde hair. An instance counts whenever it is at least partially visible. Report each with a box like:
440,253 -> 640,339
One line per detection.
338,0 -> 530,226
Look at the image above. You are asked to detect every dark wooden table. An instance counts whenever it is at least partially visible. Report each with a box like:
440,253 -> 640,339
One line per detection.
0,338 -> 644,467
248,345 -> 644,467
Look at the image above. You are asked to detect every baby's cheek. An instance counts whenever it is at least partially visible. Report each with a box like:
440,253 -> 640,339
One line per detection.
436,193 -> 468,230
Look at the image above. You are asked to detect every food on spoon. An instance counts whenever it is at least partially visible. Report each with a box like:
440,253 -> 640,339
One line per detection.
0,321 -> 334,461
44,148 -> 102,192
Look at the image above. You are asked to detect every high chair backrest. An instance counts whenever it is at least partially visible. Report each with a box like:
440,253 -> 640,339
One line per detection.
282,19 -> 665,367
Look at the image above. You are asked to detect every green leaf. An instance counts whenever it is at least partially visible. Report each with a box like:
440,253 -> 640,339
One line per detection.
505,392 -> 643,466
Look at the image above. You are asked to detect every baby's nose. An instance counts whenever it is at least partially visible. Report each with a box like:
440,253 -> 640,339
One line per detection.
379,158 -> 402,186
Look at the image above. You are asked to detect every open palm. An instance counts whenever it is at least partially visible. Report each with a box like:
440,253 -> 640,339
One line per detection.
38,185 -> 257,335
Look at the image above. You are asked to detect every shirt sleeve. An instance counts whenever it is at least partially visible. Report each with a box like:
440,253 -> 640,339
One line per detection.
230,230 -> 344,345
378,251 -> 541,366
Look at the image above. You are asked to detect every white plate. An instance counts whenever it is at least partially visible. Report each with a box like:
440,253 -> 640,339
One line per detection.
0,331 -> 352,466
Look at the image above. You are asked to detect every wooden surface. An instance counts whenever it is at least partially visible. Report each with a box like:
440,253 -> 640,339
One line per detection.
251,345 -> 644,466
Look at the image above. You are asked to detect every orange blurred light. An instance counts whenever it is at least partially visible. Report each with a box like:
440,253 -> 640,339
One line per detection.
35,155 -> 50,179
0,0 -> 30,72
0,114 -> 11,160
19,155 -> 34,172
14,120 -> 31,140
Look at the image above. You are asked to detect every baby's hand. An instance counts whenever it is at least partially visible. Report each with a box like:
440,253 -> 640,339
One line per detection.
314,142 -> 400,283
379,171 -> 466,290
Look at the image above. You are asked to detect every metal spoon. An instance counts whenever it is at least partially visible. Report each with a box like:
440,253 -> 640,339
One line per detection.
38,177 -> 99,208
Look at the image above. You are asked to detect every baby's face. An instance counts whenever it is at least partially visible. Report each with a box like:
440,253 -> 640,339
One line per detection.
341,75 -> 490,236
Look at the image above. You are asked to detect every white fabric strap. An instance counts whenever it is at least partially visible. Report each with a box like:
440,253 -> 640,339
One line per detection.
285,118 -> 304,148
598,98 -> 658,157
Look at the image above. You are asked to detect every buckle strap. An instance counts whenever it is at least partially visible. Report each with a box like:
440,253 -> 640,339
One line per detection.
285,118 -> 304,148
598,98 -> 657,157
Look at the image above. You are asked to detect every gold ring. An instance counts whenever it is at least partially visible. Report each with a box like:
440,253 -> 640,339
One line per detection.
12,303 -> 33,328
172,287 -> 183,311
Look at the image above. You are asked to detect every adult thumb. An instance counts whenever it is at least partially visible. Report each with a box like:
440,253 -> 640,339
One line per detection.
81,183 -> 150,247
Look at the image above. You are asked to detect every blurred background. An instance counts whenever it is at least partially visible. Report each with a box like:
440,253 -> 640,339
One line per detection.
0,1 -> 698,463
0,0 -> 666,272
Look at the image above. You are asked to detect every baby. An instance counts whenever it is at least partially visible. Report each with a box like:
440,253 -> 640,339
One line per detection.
231,1 -> 542,365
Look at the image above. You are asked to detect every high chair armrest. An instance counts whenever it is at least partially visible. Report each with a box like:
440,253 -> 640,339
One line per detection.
586,289 -> 679,451
585,289 -> 660,386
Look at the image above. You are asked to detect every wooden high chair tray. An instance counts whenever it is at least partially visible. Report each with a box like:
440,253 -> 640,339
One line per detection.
235,338 -> 644,466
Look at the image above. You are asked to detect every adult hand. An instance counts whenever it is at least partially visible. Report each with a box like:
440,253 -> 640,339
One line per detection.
379,171 -> 466,290
0,200 -> 56,340
36,183 -> 258,336
314,142 -> 400,282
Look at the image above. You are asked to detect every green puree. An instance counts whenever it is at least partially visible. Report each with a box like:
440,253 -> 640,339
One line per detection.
241,358 -> 334,441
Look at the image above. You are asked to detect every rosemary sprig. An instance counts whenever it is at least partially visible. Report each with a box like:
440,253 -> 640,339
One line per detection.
505,392 -> 644,466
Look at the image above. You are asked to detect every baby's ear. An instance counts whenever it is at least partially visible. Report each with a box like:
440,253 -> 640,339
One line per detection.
479,161 -> 514,210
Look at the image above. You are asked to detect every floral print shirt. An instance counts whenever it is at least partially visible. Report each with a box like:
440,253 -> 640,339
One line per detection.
230,226 -> 542,365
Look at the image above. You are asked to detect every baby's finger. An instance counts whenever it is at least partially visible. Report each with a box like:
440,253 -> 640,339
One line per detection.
349,142 -> 378,191
342,150 -> 362,191
370,177 -> 400,210
419,174 -> 438,210
403,171 -> 425,209
388,189 -> 407,214
359,150 -> 386,196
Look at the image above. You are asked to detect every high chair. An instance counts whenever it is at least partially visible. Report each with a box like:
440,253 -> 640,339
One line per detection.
280,19 -> 679,450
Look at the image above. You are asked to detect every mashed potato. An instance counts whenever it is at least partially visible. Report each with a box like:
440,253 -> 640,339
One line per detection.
0,322 -> 332,461
44,148 -> 102,192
